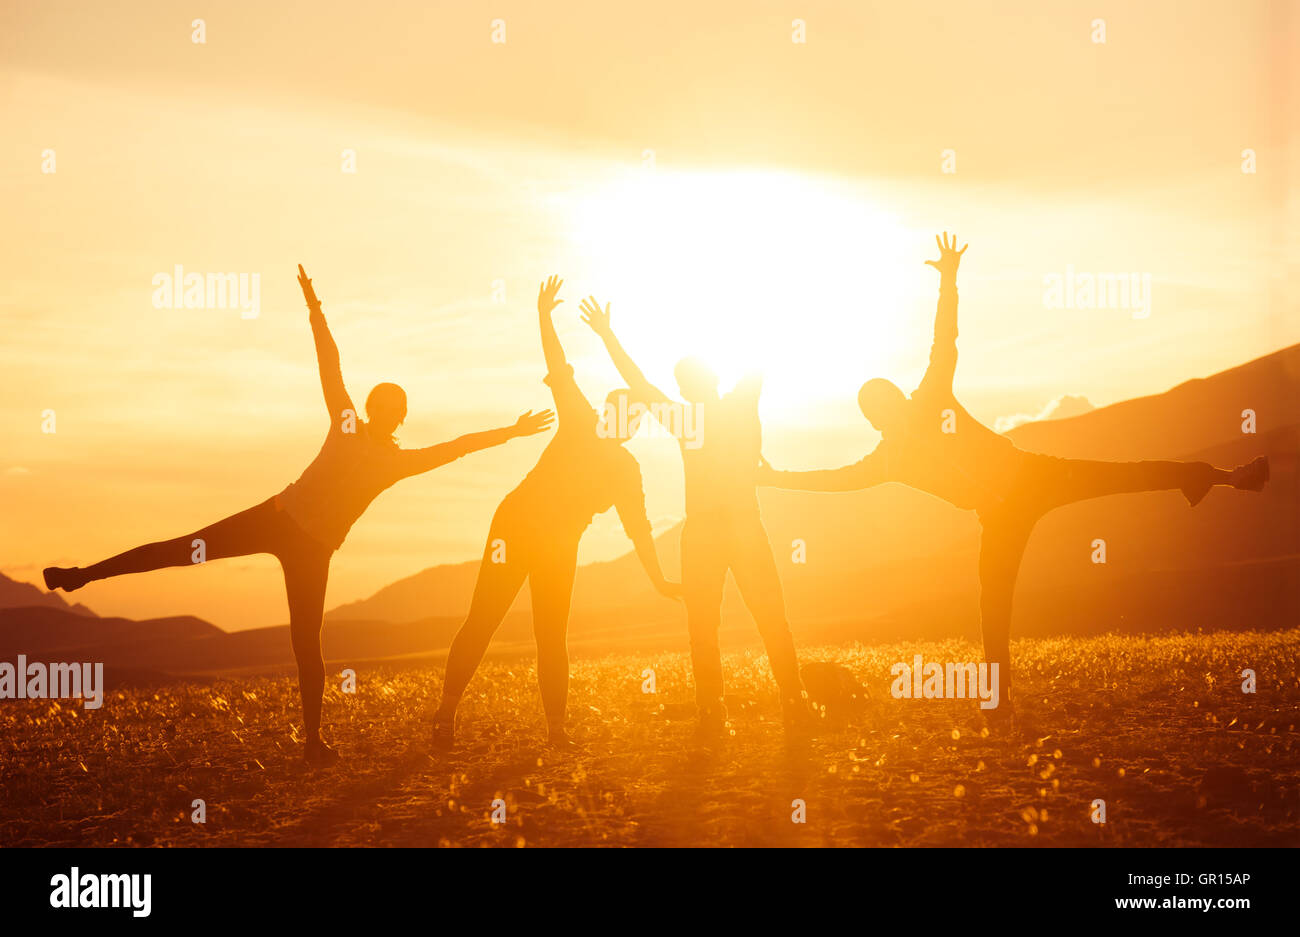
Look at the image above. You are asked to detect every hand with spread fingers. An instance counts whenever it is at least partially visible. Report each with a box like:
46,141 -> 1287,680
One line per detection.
513,409 -> 556,437
538,275 -> 564,316
924,231 -> 968,278
580,296 -> 612,337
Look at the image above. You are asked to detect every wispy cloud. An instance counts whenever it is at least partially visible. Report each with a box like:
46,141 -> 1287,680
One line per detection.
995,394 -> 1095,434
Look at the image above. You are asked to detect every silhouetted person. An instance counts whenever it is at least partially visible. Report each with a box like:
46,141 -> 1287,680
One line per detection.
432,276 -> 679,751
581,297 -> 810,743
43,265 -> 553,766
761,233 -> 1270,724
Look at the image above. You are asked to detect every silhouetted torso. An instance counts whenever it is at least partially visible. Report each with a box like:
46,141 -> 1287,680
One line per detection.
874,378 -> 1027,512
508,366 -> 651,543
679,380 -> 763,520
278,422 -> 405,550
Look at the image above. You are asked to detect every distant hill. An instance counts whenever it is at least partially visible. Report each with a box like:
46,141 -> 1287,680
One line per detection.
0,605 -> 220,657
0,572 -> 96,617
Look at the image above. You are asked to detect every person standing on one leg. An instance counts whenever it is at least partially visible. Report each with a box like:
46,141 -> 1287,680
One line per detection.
44,265 -> 554,766
761,234 -> 1269,721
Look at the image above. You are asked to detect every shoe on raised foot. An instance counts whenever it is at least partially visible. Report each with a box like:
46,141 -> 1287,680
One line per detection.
1230,456 -> 1269,493
43,566 -> 87,593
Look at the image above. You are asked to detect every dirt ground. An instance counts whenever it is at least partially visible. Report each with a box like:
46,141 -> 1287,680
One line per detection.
2,629 -> 1296,847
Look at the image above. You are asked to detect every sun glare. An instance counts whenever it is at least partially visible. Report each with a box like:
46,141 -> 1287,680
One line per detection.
567,167 -> 919,411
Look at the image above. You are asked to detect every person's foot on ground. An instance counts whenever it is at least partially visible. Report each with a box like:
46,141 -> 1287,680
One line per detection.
431,712 -> 456,752
1180,463 -> 1217,507
546,725 -> 580,751
1229,456 -> 1269,493
693,705 -> 728,747
304,739 -> 340,768
781,695 -> 819,740
980,699 -> 1017,737
43,566 -> 87,593
1013,707 -> 1045,740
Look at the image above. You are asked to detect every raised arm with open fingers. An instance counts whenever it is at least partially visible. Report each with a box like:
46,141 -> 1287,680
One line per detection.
298,264 -> 356,426
537,275 -> 568,375
918,232 -> 967,395
535,275 -> 597,423
580,296 -> 671,407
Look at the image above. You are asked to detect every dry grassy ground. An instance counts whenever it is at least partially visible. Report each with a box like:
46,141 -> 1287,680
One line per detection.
2,630 -> 1297,847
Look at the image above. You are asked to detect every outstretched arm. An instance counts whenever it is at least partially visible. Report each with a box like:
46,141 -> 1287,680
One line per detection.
298,265 -> 356,426
397,409 -> 554,479
757,451 -> 889,492
917,232 -> 967,396
580,297 -> 673,408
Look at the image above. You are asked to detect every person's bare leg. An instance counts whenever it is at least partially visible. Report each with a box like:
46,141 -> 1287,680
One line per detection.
529,545 -> 579,747
282,546 -> 335,767
45,501 -> 271,592
976,515 -> 1035,726
729,515 -> 811,736
681,518 -> 730,741
432,525 -> 529,748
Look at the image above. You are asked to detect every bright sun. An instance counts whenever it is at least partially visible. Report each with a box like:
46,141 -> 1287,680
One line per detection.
566,166 -> 920,414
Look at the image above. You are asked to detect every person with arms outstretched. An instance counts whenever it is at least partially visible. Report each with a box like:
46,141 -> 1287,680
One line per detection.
761,233 -> 1270,724
431,276 -> 679,751
44,265 -> 553,766
580,296 -> 811,744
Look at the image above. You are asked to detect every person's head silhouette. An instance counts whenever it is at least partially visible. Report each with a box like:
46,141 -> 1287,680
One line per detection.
366,382 -> 407,439
673,356 -> 719,403
857,378 -> 908,435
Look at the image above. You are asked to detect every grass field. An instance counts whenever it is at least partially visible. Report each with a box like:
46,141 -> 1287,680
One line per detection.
1,629 -> 1297,847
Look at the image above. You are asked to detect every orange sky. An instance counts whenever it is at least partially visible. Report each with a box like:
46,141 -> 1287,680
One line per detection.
1,0 -> 1296,629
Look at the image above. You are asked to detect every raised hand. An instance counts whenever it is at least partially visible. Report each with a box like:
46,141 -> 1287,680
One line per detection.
297,263 -> 323,314
538,275 -> 564,316
924,231 -> 968,277
579,296 -> 612,337
513,408 -> 556,437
